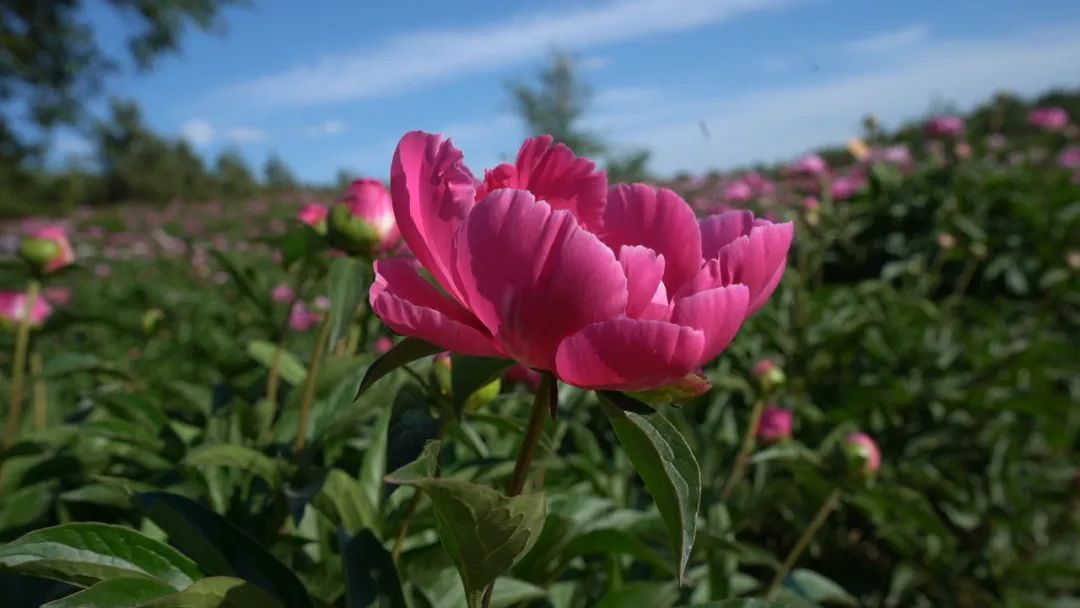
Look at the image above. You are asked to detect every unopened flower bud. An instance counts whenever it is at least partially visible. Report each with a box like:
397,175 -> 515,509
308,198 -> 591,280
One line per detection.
19,227 -> 74,274
756,405 -> 793,443
753,359 -> 786,391
842,432 -> 881,479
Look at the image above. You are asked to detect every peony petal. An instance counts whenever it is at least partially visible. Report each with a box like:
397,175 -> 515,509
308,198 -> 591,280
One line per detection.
602,184 -> 703,295
390,131 -> 477,301
453,189 -> 627,370
554,318 -> 705,390
512,136 -> 607,231
670,284 -> 748,364
699,210 -> 754,259
618,245 -> 667,320
370,258 -> 502,357
716,221 -> 794,314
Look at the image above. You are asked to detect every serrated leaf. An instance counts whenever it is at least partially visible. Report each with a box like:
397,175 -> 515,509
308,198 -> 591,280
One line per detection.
184,444 -> 281,490
247,341 -> 307,386
136,576 -> 286,608
385,441 -> 546,608
43,576 -> 175,607
355,337 -> 442,399
327,256 -> 366,347
599,395 -> 700,584
133,492 -> 312,608
0,523 -> 201,590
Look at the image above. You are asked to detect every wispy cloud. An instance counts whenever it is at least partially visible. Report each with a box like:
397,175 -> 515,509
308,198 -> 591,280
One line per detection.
594,25 -> 1080,173
305,120 -> 347,137
180,120 -> 268,145
845,24 -> 931,54
214,0 -> 800,109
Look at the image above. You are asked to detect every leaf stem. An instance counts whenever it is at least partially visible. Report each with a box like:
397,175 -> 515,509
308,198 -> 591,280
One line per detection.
3,280 -> 40,449
294,315 -> 332,456
31,352 -> 46,431
764,487 -> 842,599
719,399 -> 765,501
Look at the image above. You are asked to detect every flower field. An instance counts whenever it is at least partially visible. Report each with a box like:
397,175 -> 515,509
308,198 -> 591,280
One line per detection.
0,105 -> 1078,608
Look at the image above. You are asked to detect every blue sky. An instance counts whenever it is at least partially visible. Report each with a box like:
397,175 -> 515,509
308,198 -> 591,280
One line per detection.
57,0 -> 1080,183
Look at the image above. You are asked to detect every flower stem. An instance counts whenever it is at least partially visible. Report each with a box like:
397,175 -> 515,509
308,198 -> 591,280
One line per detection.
31,352 -> 46,431
266,332 -> 287,408
506,371 -> 554,496
3,280 -> 40,450
764,487 -> 842,599
719,399 -> 765,501
294,315 -> 332,456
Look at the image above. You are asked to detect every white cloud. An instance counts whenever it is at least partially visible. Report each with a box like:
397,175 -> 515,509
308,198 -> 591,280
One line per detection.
845,24 -> 931,54
215,0 -> 800,108
592,25 -> 1080,174
305,120 -> 347,137
223,127 -> 269,143
180,119 -> 214,145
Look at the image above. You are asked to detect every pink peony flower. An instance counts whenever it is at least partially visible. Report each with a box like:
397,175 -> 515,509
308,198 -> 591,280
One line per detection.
0,291 -> 53,330
1058,147 -> 1080,170
756,405 -> 793,443
924,115 -> 964,138
289,301 -> 322,332
788,154 -> 828,177
21,226 -> 75,273
867,145 -> 911,166
722,180 -> 753,203
271,283 -> 295,303
43,286 -> 72,307
505,364 -> 542,390
844,432 -> 881,477
329,179 -> 400,253
1028,106 -> 1069,132
368,132 -> 793,392
298,203 -> 328,230
830,174 -> 867,200
374,336 -> 394,354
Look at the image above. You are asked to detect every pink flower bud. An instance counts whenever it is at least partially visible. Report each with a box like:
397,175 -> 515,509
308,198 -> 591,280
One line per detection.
756,405 -> 792,443
20,226 -> 75,274
753,359 -> 786,390
271,284 -> 295,303
0,291 -> 53,330
1028,106 -> 1069,132
843,432 -> 881,478
374,336 -> 394,354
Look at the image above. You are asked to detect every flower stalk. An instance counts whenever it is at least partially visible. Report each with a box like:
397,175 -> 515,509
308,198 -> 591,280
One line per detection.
764,487 -> 842,599
293,314 -> 332,455
719,399 -> 766,500
3,280 -> 40,449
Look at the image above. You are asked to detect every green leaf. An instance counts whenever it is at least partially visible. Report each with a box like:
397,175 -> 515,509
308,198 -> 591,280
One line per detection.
599,395 -> 701,584
340,529 -> 407,608
136,576 -> 286,608
312,469 -> 378,536
210,250 -> 272,317
687,601 -> 790,608
43,576 -> 175,607
133,492 -> 313,608
354,337 -> 442,399
594,581 -> 678,608
0,481 -> 57,533
358,400 -> 394,513
247,341 -> 307,386
561,528 -> 675,575
385,441 -> 546,608
327,256 -> 366,347
783,568 -> 857,606
279,224 -> 328,269
184,444 -> 281,490
450,356 -> 512,413
0,523 -> 201,590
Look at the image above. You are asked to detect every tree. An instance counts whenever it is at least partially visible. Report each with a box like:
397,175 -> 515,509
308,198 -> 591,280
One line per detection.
263,153 -> 298,191
214,150 -> 257,199
508,52 -> 606,157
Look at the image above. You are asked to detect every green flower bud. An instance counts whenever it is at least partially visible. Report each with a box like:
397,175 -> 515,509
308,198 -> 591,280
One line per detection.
326,202 -> 383,256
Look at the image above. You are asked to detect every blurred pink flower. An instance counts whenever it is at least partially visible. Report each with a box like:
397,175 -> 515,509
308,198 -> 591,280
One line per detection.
505,364 -> 541,390
954,142 -> 973,160
1058,147 -> 1080,170
271,284 -> 295,303
289,301 -> 321,332
722,180 -> 753,203
369,131 -> 794,392
0,291 -> 53,329
756,405 -> 792,443
313,295 -> 331,311
844,432 -> 882,477
788,154 -> 828,177
43,286 -> 72,306
374,336 -> 394,353
298,203 -> 328,230
867,145 -> 911,166
830,174 -> 867,200
924,115 -> 964,138
93,263 -> 112,278
1028,106 -> 1069,132
22,226 -> 75,273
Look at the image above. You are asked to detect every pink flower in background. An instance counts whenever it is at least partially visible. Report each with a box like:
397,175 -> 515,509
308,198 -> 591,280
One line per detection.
867,145 -> 911,166
334,178 -> 401,252
756,405 -> 793,443
0,291 -> 53,329
298,203 -> 328,229
844,432 -> 882,477
788,154 -> 828,177
369,131 -> 793,392
271,284 -> 295,303
43,286 -> 72,306
374,336 -> 394,354
753,359 -> 778,378
803,197 -> 820,212
742,172 -> 776,197
289,301 -> 321,332
830,174 -> 867,200
313,295 -> 331,311
986,134 -> 1007,151
1058,147 -> 1080,170
93,263 -> 112,278
23,226 -> 75,273
954,142 -> 973,160
722,180 -> 753,203
924,115 -> 964,138
1028,106 -> 1069,132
